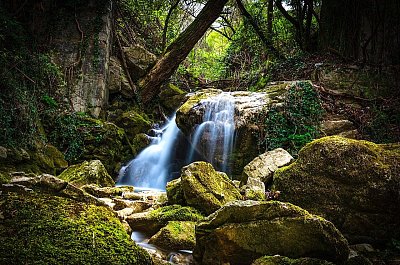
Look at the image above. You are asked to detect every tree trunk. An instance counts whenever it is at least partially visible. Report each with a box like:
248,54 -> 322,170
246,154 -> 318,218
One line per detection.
139,0 -> 229,104
267,0 -> 274,37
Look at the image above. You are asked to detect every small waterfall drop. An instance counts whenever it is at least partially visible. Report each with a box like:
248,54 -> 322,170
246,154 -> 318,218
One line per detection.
186,92 -> 235,172
117,115 -> 180,190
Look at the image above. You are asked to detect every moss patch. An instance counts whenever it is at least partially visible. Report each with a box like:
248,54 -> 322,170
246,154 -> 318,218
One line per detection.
58,160 -> 114,187
149,221 -> 196,250
149,205 -> 204,222
272,136 -> 400,244
0,191 -> 152,265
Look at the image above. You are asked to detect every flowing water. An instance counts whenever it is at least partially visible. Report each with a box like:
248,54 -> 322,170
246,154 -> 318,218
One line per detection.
117,115 -> 180,190
117,93 -> 236,190
186,92 -> 235,173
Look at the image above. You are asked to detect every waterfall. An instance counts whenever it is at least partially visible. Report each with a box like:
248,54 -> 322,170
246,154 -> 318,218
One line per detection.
117,115 -> 180,190
117,93 -> 236,190
186,92 -> 235,172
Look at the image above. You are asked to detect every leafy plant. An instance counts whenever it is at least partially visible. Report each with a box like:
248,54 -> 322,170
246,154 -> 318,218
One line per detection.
257,81 -> 324,155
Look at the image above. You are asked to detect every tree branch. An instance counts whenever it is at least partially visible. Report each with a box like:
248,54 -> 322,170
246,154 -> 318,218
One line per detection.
236,0 -> 283,59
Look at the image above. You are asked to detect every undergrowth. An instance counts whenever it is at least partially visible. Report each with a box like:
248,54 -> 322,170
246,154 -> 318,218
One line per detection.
255,81 -> 324,155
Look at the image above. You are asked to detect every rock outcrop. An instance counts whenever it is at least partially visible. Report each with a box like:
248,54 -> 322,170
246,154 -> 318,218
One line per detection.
273,136 -> 400,244
180,162 -> 242,214
58,160 -> 114,188
194,200 -> 349,265
175,83 -> 292,178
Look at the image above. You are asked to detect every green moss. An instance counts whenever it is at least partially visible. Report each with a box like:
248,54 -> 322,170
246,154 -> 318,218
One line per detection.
58,160 -> 114,187
272,136 -> 400,243
0,191 -> 152,265
149,205 -> 204,222
177,89 -> 220,115
181,162 -> 242,214
149,221 -> 196,250
166,178 -> 185,205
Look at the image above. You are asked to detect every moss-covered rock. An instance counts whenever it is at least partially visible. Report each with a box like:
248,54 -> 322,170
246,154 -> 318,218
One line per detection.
131,133 -> 151,156
0,143 -> 68,184
181,162 -> 242,215
10,173 -> 105,206
252,256 -> 334,265
58,160 -> 114,187
240,177 -> 266,201
113,110 -> 152,140
272,136 -> 400,244
159,83 -> 186,113
194,200 -> 349,265
166,178 -> 185,205
149,221 -> 196,250
126,205 -> 204,235
76,117 -> 133,175
0,189 -> 152,265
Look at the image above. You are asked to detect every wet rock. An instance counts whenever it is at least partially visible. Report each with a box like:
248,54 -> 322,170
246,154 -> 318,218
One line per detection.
126,205 -> 203,235
58,160 -> 114,188
180,162 -> 242,214
252,256 -> 335,265
242,148 -> 293,186
194,200 -> 349,265
81,184 -> 134,198
272,136 -> 400,244
149,221 -> 196,250
123,192 -> 143,200
116,207 -> 135,219
166,178 -> 185,205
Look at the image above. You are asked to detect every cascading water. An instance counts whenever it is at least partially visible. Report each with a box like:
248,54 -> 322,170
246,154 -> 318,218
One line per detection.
186,93 -> 235,173
117,115 -> 180,190
117,93 -> 236,190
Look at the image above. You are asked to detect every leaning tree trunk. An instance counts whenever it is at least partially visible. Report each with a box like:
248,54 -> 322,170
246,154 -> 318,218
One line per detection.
139,0 -> 229,104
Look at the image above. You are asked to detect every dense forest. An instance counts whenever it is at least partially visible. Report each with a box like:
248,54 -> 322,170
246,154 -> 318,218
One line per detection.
0,0 -> 399,264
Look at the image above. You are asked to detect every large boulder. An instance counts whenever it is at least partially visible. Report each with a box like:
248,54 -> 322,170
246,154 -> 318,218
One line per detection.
180,162 -> 242,214
194,200 -> 349,265
241,148 -> 294,186
126,205 -> 204,235
0,188 -> 152,264
149,221 -> 196,250
58,160 -> 114,187
272,136 -> 400,244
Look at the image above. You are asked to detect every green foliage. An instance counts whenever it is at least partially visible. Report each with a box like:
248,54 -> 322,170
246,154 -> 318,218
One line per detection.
257,81 -> 324,155
0,7 -> 65,148
0,191 -> 152,265
364,104 -> 400,144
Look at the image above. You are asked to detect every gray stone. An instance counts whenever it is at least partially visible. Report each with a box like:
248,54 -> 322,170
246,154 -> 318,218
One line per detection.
242,148 -> 294,185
